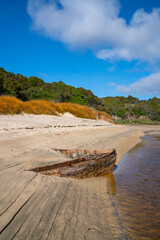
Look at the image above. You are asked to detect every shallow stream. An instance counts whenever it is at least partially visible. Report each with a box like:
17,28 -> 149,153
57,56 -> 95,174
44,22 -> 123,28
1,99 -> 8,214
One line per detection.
107,134 -> 160,239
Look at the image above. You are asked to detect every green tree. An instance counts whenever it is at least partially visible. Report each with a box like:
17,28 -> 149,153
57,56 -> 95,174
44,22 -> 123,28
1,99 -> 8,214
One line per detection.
28,77 -> 44,87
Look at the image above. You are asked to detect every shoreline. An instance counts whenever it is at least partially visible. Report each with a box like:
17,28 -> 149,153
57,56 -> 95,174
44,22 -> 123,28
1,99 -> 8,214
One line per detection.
0,115 -> 160,239
1,114 -> 159,164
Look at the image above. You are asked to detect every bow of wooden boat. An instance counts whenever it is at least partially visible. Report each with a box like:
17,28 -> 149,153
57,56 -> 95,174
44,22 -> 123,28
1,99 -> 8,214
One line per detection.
29,148 -> 117,178
53,148 -> 115,159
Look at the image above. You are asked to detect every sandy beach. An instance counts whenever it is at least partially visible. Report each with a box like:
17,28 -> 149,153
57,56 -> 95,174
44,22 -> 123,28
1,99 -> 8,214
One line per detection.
0,114 -> 160,239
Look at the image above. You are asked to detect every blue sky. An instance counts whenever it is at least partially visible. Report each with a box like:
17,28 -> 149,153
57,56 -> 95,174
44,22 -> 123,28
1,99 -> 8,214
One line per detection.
0,0 -> 160,99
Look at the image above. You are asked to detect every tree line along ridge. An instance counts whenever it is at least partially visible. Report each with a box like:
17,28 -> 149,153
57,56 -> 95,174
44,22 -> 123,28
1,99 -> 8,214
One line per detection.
0,67 -> 159,122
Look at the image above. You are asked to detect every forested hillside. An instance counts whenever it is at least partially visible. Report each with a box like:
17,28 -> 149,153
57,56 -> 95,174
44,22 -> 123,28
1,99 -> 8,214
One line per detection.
0,67 -> 159,123
0,67 -> 105,111
101,96 -> 160,122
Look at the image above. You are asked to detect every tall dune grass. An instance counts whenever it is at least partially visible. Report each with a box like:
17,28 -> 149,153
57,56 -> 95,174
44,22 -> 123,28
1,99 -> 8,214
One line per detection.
23,100 -> 58,115
0,96 -> 24,114
0,96 -> 113,123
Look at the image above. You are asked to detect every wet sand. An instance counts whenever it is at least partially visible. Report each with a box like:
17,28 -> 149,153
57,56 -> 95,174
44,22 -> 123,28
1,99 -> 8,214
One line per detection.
0,114 -> 160,239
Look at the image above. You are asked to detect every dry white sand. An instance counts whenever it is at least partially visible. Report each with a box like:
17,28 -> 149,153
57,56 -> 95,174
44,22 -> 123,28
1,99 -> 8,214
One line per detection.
0,114 -> 159,239
0,113 -> 114,137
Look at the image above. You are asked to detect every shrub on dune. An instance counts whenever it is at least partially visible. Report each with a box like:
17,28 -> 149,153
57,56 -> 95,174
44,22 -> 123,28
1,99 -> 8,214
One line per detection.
0,96 -> 113,123
96,111 -> 113,123
55,103 -> 96,119
0,96 -> 24,114
23,100 -> 57,115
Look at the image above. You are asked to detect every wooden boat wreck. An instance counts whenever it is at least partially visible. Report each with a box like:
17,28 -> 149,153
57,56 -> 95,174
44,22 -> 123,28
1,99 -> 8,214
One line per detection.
31,149 -> 117,178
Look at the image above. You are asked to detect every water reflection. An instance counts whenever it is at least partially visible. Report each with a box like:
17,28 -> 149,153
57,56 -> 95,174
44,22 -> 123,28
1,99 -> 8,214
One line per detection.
106,173 -> 116,196
153,135 -> 160,141
107,134 -> 160,240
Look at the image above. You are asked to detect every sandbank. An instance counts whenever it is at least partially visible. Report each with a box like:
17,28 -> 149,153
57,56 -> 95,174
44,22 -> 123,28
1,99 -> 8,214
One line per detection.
0,114 -> 159,239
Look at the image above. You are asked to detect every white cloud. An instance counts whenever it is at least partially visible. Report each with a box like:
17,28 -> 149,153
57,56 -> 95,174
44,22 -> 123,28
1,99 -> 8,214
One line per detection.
96,48 -> 133,61
27,0 -> 160,62
114,72 -> 160,96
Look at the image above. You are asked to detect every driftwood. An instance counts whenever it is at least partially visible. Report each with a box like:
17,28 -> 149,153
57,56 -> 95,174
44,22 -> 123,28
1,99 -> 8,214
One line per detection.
31,149 -> 117,178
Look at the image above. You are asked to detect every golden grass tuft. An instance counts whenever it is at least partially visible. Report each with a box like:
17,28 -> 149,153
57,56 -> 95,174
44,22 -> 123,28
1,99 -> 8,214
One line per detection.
96,111 -> 113,123
23,100 -> 58,115
0,96 -> 113,123
55,103 -> 97,119
0,96 -> 24,114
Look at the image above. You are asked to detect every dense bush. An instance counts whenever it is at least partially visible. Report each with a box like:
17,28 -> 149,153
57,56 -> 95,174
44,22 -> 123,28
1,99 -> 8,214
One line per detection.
0,96 -> 113,123
101,96 -> 160,121
0,67 -> 159,122
0,68 -> 105,111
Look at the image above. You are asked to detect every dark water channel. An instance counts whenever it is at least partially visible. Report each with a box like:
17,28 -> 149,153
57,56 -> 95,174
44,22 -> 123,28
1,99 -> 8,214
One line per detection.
107,135 -> 160,239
